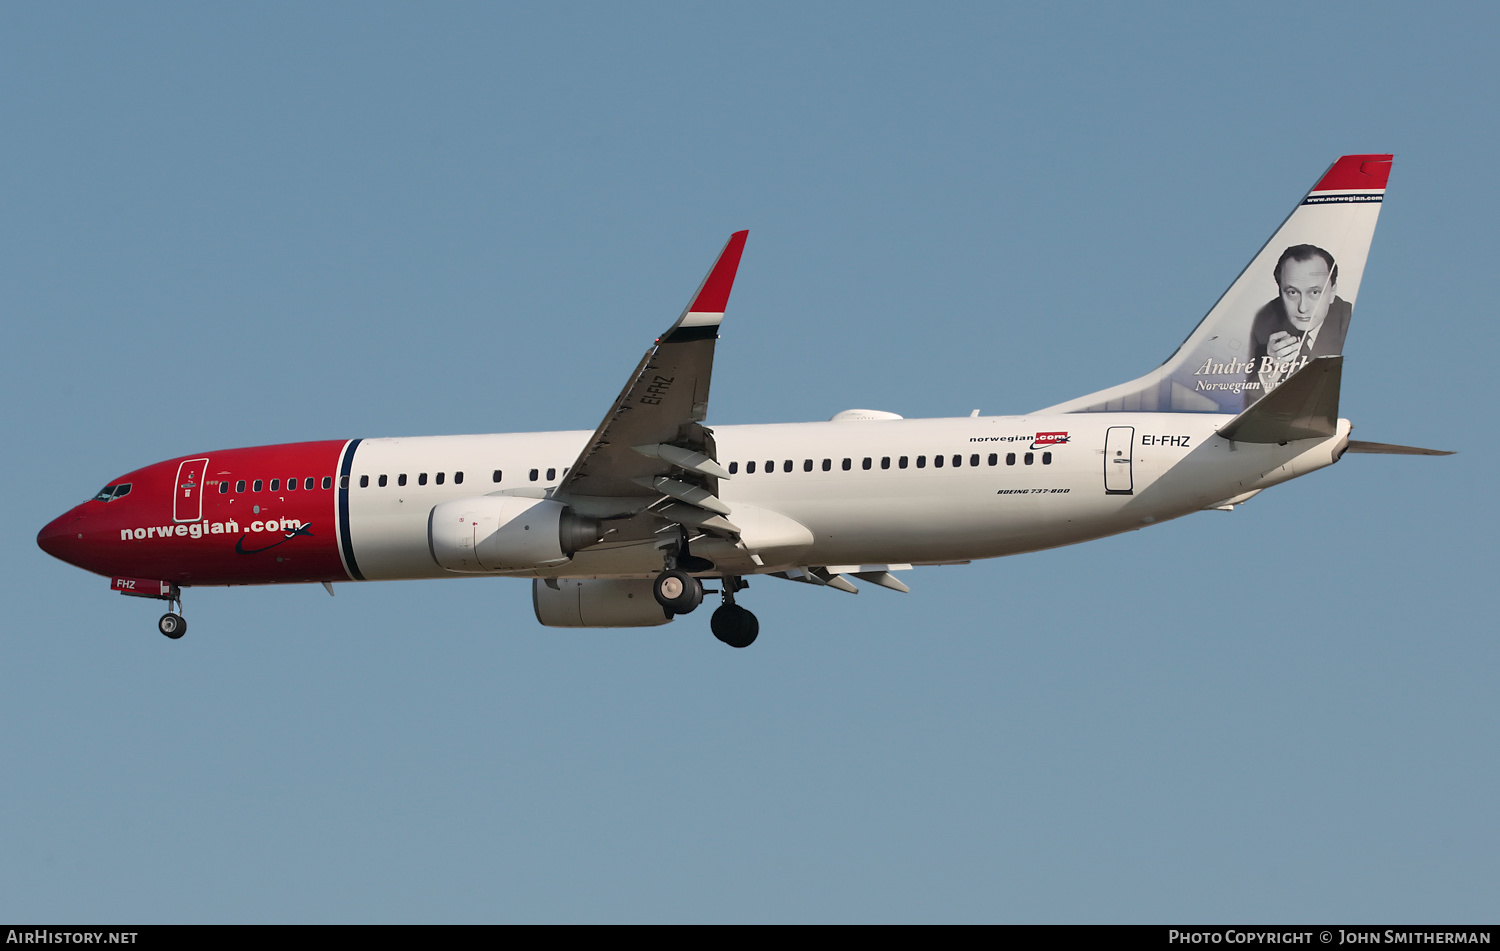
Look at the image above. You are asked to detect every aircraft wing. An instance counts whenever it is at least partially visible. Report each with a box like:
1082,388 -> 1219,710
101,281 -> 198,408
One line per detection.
554,232 -> 748,532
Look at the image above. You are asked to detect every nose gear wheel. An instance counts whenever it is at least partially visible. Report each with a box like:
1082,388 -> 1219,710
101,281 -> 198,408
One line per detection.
158,613 -> 187,639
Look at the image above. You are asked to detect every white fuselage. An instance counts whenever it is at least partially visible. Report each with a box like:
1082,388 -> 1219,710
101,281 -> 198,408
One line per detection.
342,413 -> 1352,581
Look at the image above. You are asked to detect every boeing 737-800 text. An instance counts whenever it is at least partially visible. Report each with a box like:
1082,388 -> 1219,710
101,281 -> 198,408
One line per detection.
37,154 -> 1447,647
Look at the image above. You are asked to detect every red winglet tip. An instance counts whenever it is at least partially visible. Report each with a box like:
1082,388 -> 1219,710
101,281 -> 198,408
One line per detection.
689,231 -> 749,313
1313,154 -> 1393,192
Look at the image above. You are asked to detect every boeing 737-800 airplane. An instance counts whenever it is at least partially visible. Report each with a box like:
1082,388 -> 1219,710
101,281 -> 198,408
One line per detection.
37,154 -> 1447,647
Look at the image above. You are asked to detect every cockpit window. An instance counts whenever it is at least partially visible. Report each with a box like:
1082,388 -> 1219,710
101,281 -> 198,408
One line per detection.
92,483 -> 132,502
113,483 -> 131,500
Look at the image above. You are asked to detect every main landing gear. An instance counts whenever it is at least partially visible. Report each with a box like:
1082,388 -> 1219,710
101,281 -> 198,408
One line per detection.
654,537 -> 760,647
653,569 -> 704,615
711,576 -> 758,649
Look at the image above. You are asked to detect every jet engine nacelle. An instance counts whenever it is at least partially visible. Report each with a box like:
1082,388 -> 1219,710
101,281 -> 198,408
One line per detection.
532,578 -> 672,627
428,496 -> 602,572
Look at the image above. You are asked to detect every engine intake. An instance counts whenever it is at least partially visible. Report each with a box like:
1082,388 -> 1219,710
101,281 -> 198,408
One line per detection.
428,497 -> 602,572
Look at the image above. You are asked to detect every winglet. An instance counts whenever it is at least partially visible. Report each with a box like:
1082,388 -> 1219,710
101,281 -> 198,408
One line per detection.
664,231 -> 748,339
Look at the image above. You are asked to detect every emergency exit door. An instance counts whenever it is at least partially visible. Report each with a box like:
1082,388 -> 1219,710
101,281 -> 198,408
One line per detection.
173,458 -> 210,522
1104,427 -> 1134,495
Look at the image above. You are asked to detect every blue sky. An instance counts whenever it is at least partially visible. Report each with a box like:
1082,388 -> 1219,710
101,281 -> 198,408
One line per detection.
3,2 -> 1495,923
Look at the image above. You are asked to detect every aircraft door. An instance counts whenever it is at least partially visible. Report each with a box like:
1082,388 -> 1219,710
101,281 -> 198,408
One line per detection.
173,458 -> 210,522
1104,427 -> 1134,495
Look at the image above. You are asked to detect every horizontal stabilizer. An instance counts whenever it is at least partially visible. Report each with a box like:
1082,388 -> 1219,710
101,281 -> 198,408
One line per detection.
1217,356 -> 1341,443
1345,440 -> 1454,456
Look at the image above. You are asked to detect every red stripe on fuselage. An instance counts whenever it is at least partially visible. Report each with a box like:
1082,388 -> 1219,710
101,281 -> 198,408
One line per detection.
39,440 -> 351,586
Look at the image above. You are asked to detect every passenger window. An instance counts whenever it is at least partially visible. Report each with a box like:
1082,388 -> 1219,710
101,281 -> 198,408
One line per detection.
803,459 -> 813,472
360,475 -> 369,488
783,460 -> 792,473
1043,452 -> 1052,465
1006,453 -> 1016,466
953,455 -> 962,467
237,480 -> 248,492
307,478 -> 316,490
270,479 -> 280,491
822,459 -> 831,471
398,474 -> 407,487
325,477 -> 334,489
729,462 -> 738,474
917,456 -> 927,468
529,468 -> 539,482
899,456 -> 909,469
437,472 -> 447,485
455,471 -> 464,484
765,460 -> 774,473
218,482 -> 229,494
862,457 -> 872,470
1024,452 -> 1034,465
747,461 -> 756,474
546,468 -> 555,481
419,473 -> 428,485
934,455 -> 944,468
287,478 -> 297,491
492,470 -> 503,483
378,475 -> 388,487
254,479 -> 264,492
881,457 -> 890,469
988,453 -> 998,466
970,454 -> 980,467
841,458 -> 851,471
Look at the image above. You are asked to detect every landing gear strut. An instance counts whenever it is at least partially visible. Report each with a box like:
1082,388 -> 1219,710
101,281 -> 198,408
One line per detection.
711,576 -> 758,648
157,587 -> 186,639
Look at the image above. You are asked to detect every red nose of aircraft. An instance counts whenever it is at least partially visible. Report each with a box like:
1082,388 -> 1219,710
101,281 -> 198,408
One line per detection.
37,506 -> 90,569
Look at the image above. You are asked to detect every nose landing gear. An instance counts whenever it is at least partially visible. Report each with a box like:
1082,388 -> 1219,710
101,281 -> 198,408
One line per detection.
710,576 -> 758,648
156,587 -> 187,639
158,612 -> 187,639
112,578 -> 188,639
150,585 -> 187,636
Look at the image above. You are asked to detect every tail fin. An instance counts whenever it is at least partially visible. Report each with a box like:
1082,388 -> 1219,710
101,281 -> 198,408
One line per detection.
1041,154 -> 1391,415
